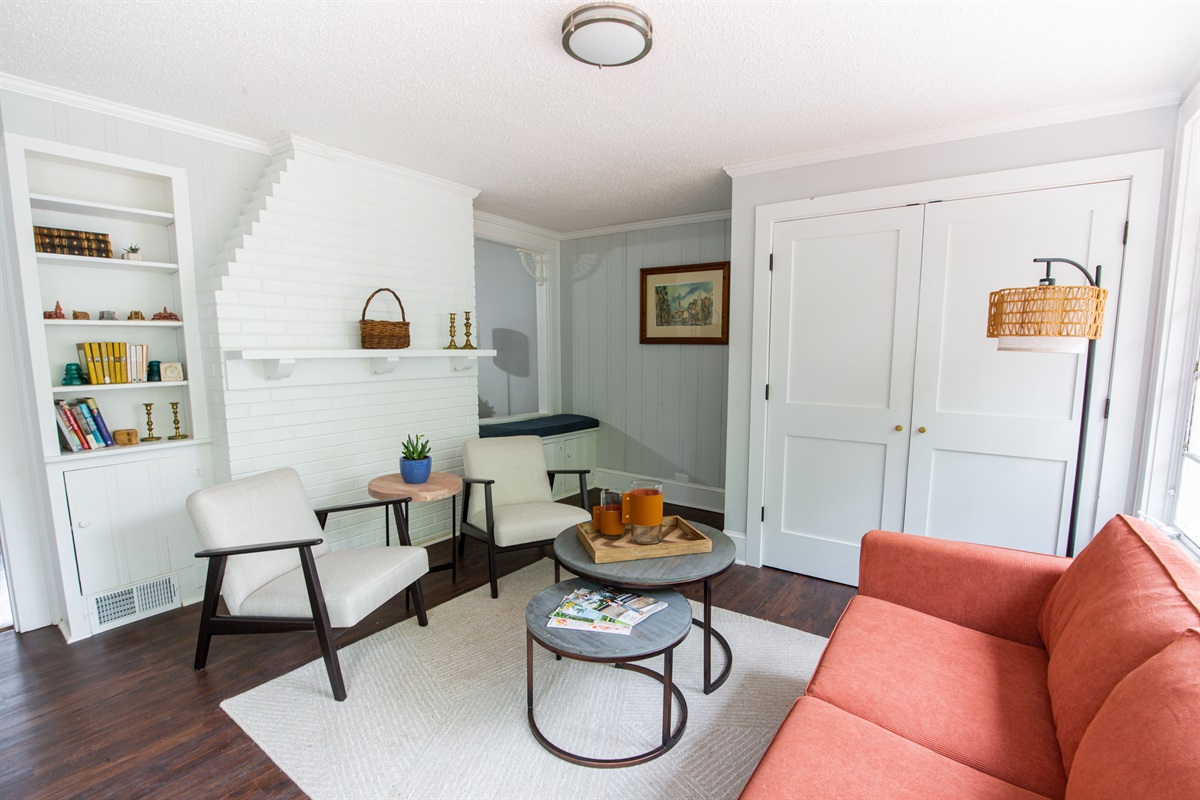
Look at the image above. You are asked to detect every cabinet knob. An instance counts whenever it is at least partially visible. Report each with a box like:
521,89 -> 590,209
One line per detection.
918,426 -> 927,433
77,520 -> 89,528
895,425 -> 903,431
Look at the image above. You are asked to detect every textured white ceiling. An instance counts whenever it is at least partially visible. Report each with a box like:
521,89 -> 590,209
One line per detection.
1,1 -> 1197,233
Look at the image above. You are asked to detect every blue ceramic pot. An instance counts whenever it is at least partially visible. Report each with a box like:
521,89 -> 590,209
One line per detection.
400,457 -> 432,485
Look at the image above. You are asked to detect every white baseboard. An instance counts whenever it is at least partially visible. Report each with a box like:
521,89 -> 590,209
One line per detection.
724,529 -> 747,565
592,469 -> 724,513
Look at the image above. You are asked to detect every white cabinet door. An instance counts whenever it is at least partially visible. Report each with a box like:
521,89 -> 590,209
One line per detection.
762,205 -> 925,585
905,180 -> 1130,555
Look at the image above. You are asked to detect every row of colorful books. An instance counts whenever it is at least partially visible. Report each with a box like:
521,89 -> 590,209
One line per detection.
76,342 -> 151,385
546,586 -> 667,635
54,398 -> 116,452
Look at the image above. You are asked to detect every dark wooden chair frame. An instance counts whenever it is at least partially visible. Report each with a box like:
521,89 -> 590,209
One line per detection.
459,469 -> 590,598
193,497 -> 428,702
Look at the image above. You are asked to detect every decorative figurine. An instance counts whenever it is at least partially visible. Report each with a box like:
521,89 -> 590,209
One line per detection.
167,402 -> 188,440
43,301 -> 66,320
461,311 -> 476,350
445,312 -> 459,350
98,310 -> 117,321
127,310 -> 145,321
151,306 -> 179,321
72,310 -> 90,320
142,403 -> 161,442
61,363 -> 85,386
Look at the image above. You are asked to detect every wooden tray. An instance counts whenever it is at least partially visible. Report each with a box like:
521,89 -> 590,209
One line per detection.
575,516 -> 712,563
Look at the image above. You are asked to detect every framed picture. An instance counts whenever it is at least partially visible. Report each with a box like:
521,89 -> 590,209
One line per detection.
640,261 -> 730,344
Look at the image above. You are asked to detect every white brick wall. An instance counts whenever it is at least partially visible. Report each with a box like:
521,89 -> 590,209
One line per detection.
198,137 -> 481,547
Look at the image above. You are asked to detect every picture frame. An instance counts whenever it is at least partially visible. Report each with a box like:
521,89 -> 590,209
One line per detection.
639,261 -> 730,345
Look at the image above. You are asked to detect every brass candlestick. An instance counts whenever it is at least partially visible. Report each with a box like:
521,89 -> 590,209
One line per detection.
445,312 -> 459,350
142,403 -> 162,441
461,311 -> 476,350
167,401 -> 189,440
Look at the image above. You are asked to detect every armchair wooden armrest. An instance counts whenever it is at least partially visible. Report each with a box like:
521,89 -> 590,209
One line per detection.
546,469 -> 590,508
194,538 -> 323,559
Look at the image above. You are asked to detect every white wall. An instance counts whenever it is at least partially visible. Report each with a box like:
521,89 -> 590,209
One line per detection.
560,220 -> 731,493
724,106 -> 1180,541
474,237 -> 539,419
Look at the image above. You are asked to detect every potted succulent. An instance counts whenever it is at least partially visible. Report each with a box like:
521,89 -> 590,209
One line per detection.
400,434 -> 432,484
121,243 -> 143,261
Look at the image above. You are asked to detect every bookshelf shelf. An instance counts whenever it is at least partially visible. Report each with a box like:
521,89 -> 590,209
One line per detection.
29,193 -> 175,225
43,436 -> 212,465
44,319 -> 184,329
51,381 -> 191,395
36,252 -> 179,273
225,348 -> 498,379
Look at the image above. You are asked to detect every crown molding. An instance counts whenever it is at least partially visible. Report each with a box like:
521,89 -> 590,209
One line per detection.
560,209 -> 732,240
724,90 -> 1183,178
0,73 -> 271,154
473,211 -> 563,242
273,135 -> 480,199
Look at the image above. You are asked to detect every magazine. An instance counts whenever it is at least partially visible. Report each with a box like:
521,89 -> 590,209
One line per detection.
546,586 -> 668,635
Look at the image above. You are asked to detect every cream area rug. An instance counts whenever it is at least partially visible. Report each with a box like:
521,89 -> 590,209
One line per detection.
221,559 -> 828,800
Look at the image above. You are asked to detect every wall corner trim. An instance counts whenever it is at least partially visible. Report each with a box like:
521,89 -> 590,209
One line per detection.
274,135 -> 481,198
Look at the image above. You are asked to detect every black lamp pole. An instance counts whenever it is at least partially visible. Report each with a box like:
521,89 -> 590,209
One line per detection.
1032,257 -> 1101,557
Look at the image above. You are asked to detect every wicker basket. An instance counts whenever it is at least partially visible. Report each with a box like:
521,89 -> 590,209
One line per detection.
359,288 -> 411,349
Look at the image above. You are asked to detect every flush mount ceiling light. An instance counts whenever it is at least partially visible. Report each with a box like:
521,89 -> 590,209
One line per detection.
561,3 -> 653,68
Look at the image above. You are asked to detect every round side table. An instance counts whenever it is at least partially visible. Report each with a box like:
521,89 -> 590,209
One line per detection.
368,472 -> 463,579
526,578 -> 691,768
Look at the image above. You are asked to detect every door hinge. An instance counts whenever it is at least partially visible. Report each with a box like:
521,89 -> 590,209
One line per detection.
761,506 -> 765,522
1122,221 -> 1129,245
1104,397 -> 1111,419
769,253 -> 774,271
765,384 -> 770,400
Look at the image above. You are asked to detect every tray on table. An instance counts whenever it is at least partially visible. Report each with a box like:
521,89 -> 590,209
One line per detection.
575,515 -> 712,563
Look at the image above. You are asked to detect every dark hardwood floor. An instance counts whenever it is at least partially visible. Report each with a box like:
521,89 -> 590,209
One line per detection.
0,497 -> 855,799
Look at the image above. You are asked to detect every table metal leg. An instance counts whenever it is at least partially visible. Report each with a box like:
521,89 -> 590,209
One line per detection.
691,577 -> 733,694
384,506 -> 390,547
450,494 -> 457,581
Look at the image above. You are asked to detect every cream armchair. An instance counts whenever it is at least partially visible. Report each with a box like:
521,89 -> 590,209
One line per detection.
186,467 -> 429,701
459,435 -> 591,598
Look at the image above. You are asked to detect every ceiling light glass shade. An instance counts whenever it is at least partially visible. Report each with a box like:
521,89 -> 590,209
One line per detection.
986,284 -> 1108,353
562,3 -> 653,67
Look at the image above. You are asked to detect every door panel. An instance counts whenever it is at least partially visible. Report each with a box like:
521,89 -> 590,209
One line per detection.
763,206 -> 924,585
906,180 -> 1130,553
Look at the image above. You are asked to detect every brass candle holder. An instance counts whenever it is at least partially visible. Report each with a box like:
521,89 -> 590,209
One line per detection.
445,312 -> 459,350
168,401 -> 189,440
142,403 -> 162,442
461,311 -> 476,350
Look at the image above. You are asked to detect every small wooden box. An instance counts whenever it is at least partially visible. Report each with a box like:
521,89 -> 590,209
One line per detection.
113,429 -> 139,446
575,516 -> 712,563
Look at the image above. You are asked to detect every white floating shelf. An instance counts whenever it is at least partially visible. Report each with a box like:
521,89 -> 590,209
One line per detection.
37,252 -> 178,273
225,348 -> 497,380
30,193 -> 175,225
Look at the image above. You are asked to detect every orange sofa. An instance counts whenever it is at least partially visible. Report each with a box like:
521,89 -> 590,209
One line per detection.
740,515 -> 1200,800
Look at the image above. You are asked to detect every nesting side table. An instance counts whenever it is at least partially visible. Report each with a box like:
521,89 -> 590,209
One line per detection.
368,472 -> 463,579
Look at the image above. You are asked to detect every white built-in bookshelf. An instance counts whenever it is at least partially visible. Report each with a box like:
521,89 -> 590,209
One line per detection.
5,134 -> 210,640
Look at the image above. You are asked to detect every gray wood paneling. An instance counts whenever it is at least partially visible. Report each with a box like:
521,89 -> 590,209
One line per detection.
560,220 -> 730,488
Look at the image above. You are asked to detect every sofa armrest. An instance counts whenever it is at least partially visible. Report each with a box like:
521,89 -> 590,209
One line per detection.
858,530 -> 1070,647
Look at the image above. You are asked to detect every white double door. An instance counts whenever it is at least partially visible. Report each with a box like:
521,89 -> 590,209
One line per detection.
762,180 -> 1130,585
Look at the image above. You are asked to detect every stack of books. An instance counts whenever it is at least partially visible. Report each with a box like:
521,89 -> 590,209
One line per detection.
34,226 -> 112,258
76,342 -> 151,384
54,397 -> 116,452
547,586 -> 667,635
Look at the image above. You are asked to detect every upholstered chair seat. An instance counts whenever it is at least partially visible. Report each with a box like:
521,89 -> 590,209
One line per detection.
468,501 -> 593,549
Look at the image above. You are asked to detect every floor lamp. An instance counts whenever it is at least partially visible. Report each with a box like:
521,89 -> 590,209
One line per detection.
986,257 -> 1108,557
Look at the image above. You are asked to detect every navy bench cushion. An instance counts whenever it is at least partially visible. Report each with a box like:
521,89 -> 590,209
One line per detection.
479,414 -> 599,439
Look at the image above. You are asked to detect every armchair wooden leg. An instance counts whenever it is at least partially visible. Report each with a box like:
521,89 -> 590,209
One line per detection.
410,579 -> 429,627
299,546 -> 347,702
487,539 -> 499,599
195,555 -> 227,671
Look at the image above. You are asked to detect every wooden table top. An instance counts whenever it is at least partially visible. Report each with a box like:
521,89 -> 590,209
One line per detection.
367,471 -> 463,503
526,578 -> 691,659
554,520 -> 736,587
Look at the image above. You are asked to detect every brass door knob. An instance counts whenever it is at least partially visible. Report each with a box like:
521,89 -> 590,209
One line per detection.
895,425 -> 903,431
918,426 -> 927,433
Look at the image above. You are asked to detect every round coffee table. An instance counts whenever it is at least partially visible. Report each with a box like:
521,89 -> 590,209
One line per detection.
526,578 -> 691,768
553,521 -> 736,694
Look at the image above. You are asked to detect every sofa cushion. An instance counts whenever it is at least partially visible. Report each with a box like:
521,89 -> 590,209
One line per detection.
806,595 -> 1065,799
739,696 -> 1051,800
1037,514 -> 1200,773
1065,628 -> 1200,800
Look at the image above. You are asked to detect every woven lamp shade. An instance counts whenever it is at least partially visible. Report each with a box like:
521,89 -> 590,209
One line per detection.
987,284 -> 1107,353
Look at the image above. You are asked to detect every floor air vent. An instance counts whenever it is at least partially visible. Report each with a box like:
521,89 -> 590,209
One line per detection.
91,575 -> 180,632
